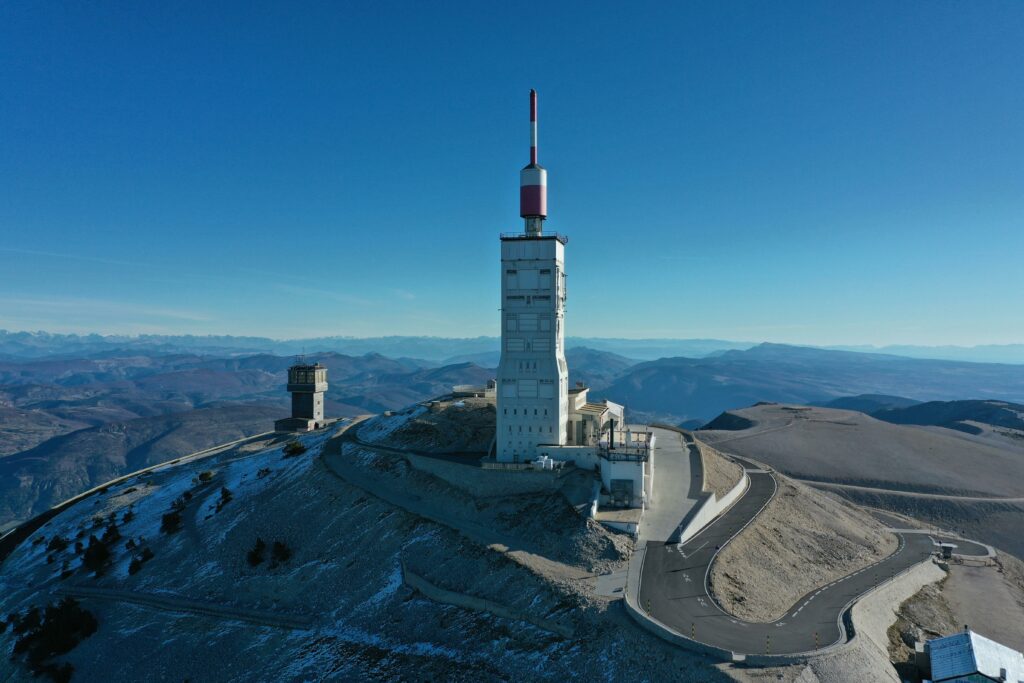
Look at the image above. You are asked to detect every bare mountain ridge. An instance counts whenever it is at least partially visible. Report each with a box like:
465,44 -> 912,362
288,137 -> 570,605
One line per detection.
697,403 -> 1024,560
600,343 -> 1024,424
871,399 -> 1024,435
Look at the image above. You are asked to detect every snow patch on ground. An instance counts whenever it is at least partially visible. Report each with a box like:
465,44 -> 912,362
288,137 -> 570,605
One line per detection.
357,406 -> 427,443
360,559 -> 402,610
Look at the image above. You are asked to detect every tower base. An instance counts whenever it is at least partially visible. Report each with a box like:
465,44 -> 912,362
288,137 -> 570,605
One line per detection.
274,417 -> 322,433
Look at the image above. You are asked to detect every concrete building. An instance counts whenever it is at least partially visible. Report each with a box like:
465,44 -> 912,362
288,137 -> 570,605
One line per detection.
274,362 -> 328,432
493,90 -> 654,514
923,629 -> 1024,682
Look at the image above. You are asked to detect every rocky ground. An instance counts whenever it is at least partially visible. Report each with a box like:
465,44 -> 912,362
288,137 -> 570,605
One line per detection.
357,398 -> 496,454
708,476 -> 898,623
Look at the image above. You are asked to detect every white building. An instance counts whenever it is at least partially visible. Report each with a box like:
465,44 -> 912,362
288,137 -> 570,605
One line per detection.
494,90 -> 653,515
926,629 -> 1024,683
496,233 -> 569,461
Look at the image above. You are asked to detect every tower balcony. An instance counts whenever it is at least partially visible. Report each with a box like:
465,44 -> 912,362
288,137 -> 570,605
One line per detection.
499,232 -> 568,245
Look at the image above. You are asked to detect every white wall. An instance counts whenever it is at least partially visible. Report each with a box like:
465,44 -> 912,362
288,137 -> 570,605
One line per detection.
678,472 -> 748,544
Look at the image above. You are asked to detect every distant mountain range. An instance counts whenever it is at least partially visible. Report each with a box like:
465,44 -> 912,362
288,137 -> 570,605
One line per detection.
596,343 -> 1024,424
4,339 -> 1024,531
4,329 -> 1023,364
0,330 -> 749,362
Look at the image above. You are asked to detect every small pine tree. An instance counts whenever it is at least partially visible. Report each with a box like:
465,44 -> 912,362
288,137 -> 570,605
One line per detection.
246,538 -> 266,566
160,511 -> 182,534
82,535 -> 110,575
45,536 -> 68,553
271,541 -> 292,565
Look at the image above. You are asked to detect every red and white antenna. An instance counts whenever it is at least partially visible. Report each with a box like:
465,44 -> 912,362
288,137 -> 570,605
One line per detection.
530,88 -> 538,165
520,89 -> 547,234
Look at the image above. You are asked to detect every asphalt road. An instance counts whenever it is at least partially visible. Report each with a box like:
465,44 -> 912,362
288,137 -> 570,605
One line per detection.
638,427 -> 702,542
637,457 -> 988,656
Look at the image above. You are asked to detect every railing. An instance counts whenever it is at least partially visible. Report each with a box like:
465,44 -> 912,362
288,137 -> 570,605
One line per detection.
598,446 -> 649,462
499,232 -> 569,245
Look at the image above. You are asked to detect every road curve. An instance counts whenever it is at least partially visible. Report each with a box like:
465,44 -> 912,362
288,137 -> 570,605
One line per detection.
637,457 -> 981,656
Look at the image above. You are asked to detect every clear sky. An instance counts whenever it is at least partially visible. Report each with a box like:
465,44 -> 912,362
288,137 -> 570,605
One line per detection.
1,1 -> 1022,345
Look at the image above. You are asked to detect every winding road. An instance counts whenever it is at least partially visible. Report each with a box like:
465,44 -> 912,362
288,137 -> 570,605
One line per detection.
636,455 -> 987,656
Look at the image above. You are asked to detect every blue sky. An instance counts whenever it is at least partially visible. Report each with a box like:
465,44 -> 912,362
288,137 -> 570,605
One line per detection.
1,1 -> 1022,345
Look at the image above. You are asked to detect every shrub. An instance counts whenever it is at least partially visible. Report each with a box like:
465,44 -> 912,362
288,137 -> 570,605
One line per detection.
247,538 -> 266,566
122,508 -> 134,524
73,541 -> 84,555
257,468 -> 271,479
215,487 -> 233,512
271,541 -> 292,566
11,598 -> 96,680
101,522 -> 120,544
197,470 -> 215,483
81,535 -> 110,575
282,441 -> 307,458
160,511 -> 182,534
128,546 -> 155,576
46,536 -> 69,553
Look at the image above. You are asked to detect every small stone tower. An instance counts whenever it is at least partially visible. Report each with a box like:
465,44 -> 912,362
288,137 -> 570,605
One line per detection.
274,362 -> 328,432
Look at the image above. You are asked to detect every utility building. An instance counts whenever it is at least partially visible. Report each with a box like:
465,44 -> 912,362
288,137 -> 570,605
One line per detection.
275,362 -> 328,432
497,90 -> 569,462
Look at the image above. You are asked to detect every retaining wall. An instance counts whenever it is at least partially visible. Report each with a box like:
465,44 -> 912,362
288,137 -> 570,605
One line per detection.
678,471 -> 749,544
402,562 -> 574,638
403,451 -> 567,498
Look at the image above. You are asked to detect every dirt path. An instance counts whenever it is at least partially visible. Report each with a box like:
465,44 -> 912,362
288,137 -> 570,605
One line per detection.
56,584 -> 313,630
798,479 -> 1024,503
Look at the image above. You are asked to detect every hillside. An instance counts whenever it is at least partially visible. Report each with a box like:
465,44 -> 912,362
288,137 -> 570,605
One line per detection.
709,474 -> 897,622
0,421 -> 724,682
0,404 -> 281,531
697,403 -> 1024,560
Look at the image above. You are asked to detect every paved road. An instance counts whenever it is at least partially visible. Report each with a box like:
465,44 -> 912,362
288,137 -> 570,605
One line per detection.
638,428 -> 701,543
637,457 -> 988,656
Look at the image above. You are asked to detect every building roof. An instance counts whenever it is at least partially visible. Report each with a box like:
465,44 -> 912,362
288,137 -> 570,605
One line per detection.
929,630 -> 1024,682
578,402 -> 609,416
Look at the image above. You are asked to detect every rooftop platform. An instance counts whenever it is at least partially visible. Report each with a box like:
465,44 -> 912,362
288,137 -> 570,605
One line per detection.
499,232 -> 568,245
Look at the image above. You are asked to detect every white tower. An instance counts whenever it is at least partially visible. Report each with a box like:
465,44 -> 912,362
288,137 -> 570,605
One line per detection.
496,90 -> 569,462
